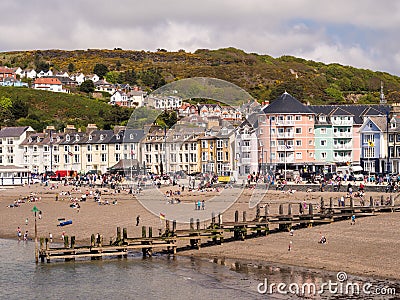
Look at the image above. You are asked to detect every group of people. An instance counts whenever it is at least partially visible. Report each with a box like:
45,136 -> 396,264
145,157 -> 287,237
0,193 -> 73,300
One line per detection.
195,200 -> 205,210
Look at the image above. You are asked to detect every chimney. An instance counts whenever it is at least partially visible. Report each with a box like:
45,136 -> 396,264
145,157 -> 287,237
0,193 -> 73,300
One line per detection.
43,125 -> 56,134
113,125 -> 126,134
86,124 -> 98,134
64,124 -> 77,133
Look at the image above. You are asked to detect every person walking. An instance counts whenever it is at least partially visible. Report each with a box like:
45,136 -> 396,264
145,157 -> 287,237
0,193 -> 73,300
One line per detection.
136,215 -> 140,226
201,200 -> 205,210
17,227 -> 22,241
351,214 -> 356,225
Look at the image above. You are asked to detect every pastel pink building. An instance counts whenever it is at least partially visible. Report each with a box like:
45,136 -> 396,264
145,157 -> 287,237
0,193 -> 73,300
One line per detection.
258,92 -> 316,172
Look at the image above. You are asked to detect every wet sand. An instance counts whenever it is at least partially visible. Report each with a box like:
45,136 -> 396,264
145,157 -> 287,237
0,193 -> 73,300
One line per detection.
1,183 -> 399,280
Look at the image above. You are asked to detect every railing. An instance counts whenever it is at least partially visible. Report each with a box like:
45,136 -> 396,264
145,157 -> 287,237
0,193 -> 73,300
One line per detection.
277,145 -> 294,151
331,119 -> 353,126
277,157 -> 295,163
333,132 -> 352,138
333,144 -> 352,150
276,132 -> 294,139
275,120 -> 295,126
333,156 -> 352,162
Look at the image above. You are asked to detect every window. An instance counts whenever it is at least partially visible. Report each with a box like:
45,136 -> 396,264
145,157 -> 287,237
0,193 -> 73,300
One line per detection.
296,152 -> 302,159
74,145 -> 79,152
364,134 -> 374,144
54,155 -> 59,163
115,153 -> 120,161
201,140 -> 208,148
271,140 -> 276,147
145,144 -> 151,152
321,152 -> 327,159
44,146 -> 49,152
321,128 -> 327,134
145,154 -> 151,164
191,143 -> 197,151
65,135 -> 70,142
115,144 -> 121,151
101,153 -> 107,162
217,140 -> 223,148
320,140 -> 327,146
308,116 -> 313,121
271,116 -> 275,121
87,154 -> 92,163
308,128 -> 313,133
309,140 -> 313,146
7,146 -> 14,153
64,154 -> 70,164
271,153 -> 276,159
64,145 -> 70,152
101,144 -> 106,151
397,134 -> 400,143
295,116 -> 301,121
295,128 -> 302,134
155,144 -> 159,151
259,129 -> 263,135
95,145 -> 99,151
74,154 -> 79,163
217,151 -> 223,161
296,140 -> 302,146
7,156 -> 13,164
87,145 -> 92,152
202,152 -> 208,161
309,152 -> 314,157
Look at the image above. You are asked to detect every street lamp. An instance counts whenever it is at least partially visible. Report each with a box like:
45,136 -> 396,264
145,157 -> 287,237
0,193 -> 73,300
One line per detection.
31,205 -> 40,263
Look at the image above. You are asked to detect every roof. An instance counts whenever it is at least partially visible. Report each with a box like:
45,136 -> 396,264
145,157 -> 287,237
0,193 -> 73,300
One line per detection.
0,126 -> 33,138
262,92 -> 313,114
34,77 -> 62,85
0,67 -> 15,74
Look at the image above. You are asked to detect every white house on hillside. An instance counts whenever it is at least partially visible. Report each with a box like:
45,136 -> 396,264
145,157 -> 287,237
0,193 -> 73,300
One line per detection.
33,77 -> 69,93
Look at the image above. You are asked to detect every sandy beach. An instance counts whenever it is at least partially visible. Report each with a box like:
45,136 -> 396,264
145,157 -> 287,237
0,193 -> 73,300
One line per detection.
1,182 -> 399,280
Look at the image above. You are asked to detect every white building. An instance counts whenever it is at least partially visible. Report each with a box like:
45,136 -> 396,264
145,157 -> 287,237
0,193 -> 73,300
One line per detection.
33,77 -> 68,93
0,126 -> 35,167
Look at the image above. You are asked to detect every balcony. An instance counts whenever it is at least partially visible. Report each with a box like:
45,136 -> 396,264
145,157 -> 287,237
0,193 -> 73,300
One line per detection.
333,132 -> 352,138
277,145 -> 294,151
333,155 -> 352,163
331,119 -> 353,126
277,157 -> 295,163
276,132 -> 294,139
333,144 -> 352,150
275,120 -> 295,126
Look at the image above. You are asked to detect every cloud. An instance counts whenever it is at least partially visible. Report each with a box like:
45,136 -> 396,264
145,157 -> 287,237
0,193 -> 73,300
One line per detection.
1,0 -> 400,75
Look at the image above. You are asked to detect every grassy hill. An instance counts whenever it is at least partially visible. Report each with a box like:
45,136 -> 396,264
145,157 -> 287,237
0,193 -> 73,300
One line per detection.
3,47 -> 400,105
0,86 -> 132,131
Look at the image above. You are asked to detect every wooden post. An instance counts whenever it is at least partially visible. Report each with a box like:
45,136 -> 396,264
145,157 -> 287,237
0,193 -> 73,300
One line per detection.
123,228 -> 127,243
190,218 -> 194,231
172,220 -> 176,234
218,213 -> 222,227
308,203 -> 313,215
165,220 -> 170,236
70,236 -> 75,249
370,196 -> 374,207
40,237 -> 44,250
196,219 -> 200,231
299,203 -> 303,214
148,227 -> 152,238
320,197 -> 324,211
350,197 -> 354,208
91,234 -> 95,247
279,204 -> 284,215
390,195 -> 394,206
329,197 -> 333,209
265,204 -> 269,217
116,227 -> 121,243
234,210 -> 239,223
211,212 -> 215,227
242,211 -> 246,222
64,236 -> 69,248
256,204 -> 260,220
288,203 -> 292,215
142,226 -> 146,238
381,195 -> 384,206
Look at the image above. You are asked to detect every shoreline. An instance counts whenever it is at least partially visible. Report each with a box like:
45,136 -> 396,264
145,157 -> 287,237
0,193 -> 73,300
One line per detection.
1,184 -> 399,281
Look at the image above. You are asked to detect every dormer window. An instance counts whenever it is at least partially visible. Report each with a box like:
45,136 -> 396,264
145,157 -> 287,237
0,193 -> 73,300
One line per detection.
88,135 -> 92,141
75,134 -> 80,141
116,135 -> 120,140
65,134 -> 70,142
319,116 -> 326,122
100,134 -> 104,141
391,122 -> 396,129
129,134 -> 134,139
28,138 -> 32,143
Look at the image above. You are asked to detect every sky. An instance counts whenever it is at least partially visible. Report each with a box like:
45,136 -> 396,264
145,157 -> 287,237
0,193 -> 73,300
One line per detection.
2,0 -> 400,75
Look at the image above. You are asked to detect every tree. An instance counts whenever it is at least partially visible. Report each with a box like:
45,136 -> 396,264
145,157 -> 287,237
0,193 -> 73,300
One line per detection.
0,96 -> 13,125
93,63 -> 109,79
11,97 -> 29,119
139,68 -> 166,90
79,80 -> 95,93
68,63 -> 75,73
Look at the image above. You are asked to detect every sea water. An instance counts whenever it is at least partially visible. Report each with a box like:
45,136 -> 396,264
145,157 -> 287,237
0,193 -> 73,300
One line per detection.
0,239 -> 398,300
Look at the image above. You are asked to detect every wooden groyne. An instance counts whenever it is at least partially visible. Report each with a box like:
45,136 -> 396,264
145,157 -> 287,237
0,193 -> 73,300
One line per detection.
38,196 -> 400,263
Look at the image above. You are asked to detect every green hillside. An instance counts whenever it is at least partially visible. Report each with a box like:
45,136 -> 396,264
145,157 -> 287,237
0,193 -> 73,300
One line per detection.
0,86 -> 132,131
3,47 -> 400,104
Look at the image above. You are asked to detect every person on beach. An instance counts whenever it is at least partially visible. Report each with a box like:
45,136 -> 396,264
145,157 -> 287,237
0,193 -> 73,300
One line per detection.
201,200 -> 205,210
23,231 -> 28,241
351,214 -> 356,225
61,231 -> 65,241
25,218 -> 28,225
289,229 -> 294,236
17,227 -> 22,240
136,215 -> 140,226
38,211 -> 42,219
288,241 -> 292,251
197,200 -> 201,210
49,233 -> 53,243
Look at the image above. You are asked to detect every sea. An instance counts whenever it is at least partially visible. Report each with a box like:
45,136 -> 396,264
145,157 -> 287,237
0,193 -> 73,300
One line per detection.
0,238 -> 398,300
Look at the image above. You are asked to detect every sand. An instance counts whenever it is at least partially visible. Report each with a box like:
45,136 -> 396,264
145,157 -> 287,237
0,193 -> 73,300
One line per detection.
1,182 -> 399,280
